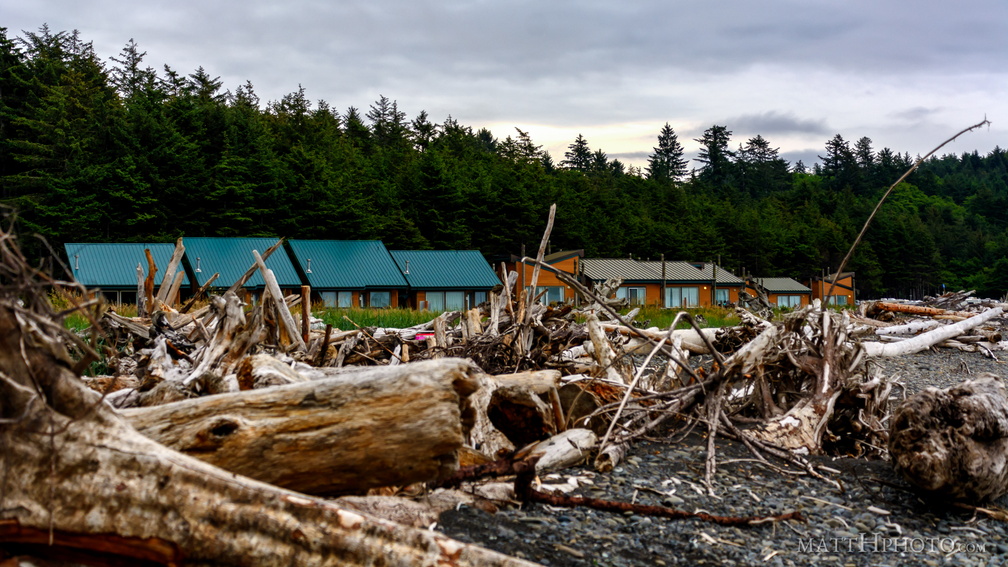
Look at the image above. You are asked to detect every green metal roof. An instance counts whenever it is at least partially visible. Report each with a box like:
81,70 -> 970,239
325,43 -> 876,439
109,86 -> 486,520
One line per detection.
390,250 -> 501,290
286,240 -> 407,290
183,237 -> 301,289
64,242 -> 189,289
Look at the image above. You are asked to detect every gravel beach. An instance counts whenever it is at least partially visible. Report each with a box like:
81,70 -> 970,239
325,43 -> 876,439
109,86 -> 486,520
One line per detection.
437,348 -> 1008,567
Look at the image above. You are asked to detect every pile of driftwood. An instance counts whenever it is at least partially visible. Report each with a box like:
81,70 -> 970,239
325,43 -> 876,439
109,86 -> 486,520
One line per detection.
3,207 -> 1008,565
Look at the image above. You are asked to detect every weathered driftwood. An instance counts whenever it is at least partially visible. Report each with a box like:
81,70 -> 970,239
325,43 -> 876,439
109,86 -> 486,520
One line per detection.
861,306 -> 1006,357
866,300 -> 978,320
0,297 -> 529,566
485,369 -> 563,448
889,373 -> 1008,502
253,248 -> 306,351
122,358 -> 480,495
513,428 -> 597,472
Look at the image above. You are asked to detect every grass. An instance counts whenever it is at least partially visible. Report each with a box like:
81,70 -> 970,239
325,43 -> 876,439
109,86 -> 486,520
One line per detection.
315,307 -> 440,330
612,305 -> 741,329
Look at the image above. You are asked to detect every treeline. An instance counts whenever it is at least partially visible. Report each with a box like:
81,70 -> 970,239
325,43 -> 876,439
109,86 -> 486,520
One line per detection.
1,26 -> 1007,299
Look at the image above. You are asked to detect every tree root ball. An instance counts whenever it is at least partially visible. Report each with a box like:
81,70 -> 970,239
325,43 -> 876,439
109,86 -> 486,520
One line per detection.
888,373 -> 1008,502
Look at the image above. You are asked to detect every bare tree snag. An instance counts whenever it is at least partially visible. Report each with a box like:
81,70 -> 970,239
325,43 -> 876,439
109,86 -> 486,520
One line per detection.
121,359 -> 481,496
253,249 -> 306,351
156,237 -> 185,305
889,373 -> 1008,502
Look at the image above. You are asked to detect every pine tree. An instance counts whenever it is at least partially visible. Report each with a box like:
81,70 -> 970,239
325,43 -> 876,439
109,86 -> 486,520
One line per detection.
646,123 -> 687,183
561,134 -> 592,172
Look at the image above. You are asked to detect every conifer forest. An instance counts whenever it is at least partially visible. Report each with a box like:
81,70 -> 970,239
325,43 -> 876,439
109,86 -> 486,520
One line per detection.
1,26 -> 1006,299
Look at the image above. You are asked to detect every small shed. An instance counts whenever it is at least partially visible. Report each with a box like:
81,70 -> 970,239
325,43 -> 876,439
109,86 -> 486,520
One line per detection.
285,240 -> 407,308
390,250 -> 501,311
63,242 -> 189,305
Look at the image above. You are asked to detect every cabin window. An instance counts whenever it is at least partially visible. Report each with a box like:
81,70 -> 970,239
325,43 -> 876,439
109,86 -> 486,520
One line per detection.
535,286 -> 564,305
777,295 -> 803,308
369,291 -> 391,308
665,286 -> 699,307
617,286 -> 647,306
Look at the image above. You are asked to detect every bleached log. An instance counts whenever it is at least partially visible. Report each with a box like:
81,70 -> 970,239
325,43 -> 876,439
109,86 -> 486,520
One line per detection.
889,374 -> 1008,502
600,323 -> 720,354
861,306 -> 1006,357
587,313 -> 625,383
514,428 -> 597,472
874,319 -> 942,336
122,358 -> 481,496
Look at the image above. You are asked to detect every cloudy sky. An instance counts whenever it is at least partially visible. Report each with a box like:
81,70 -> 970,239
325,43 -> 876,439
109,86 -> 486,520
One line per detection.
5,0 -> 1005,170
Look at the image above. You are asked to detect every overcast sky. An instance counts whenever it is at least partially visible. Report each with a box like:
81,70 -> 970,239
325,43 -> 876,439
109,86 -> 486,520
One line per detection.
5,0 -> 1005,170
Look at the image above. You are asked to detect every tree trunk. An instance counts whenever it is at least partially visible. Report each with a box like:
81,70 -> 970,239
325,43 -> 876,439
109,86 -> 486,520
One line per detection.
122,359 -> 481,496
888,373 -> 1008,502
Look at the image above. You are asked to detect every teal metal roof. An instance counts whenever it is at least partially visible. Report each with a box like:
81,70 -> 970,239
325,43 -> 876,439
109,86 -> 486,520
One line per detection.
390,250 -> 501,290
183,237 -> 301,289
286,240 -> 407,289
64,242 -> 189,289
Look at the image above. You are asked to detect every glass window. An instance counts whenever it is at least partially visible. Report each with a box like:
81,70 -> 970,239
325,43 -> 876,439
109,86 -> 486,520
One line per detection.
665,286 -> 699,307
425,290 -> 441,308
617,286 -> 646,305
777,295 -> 802,308
472,291 -> 487,306
320,291 -> 337,307
445,291 -> 465,310
715,288 -> 729,305
535,286 -> 564,305
337,291 -> 354,308
369,291 -> 391,308
828,295 -> 848,306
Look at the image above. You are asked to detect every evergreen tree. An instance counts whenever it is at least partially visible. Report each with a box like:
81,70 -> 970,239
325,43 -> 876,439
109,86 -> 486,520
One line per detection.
694,125 -> 735,190
646,123 -> 688,184
561,134 -> 592,172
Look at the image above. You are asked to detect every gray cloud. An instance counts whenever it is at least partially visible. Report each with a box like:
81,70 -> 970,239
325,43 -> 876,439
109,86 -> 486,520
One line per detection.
726,111 -> 830,136
4,0 -> 1005,168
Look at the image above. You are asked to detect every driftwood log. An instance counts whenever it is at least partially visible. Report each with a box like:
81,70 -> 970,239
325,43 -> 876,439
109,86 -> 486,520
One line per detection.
888,373 -> 1008,502
0,302 -> 532,566
121,358 -> 481,495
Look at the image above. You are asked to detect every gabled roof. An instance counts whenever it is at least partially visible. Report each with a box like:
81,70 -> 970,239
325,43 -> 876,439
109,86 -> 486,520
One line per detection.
64,242 -> 189,289
580,258 -> 660,282
689,262 -> 746,285
286,240 -> 407,290
390,250 -> 501,290
639,260 -> 717,282
753,277 -> 811,293
183,237 -> 300,289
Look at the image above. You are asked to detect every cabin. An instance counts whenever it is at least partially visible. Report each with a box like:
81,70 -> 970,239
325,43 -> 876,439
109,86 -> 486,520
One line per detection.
182,237 -> 302,303
284,240 -> 407,308
579,258 -> 744,307
389,250 -> 501,311
63,242 -> 190,305
807,272 -> 856,306
747,277 -> 812,308
504,249 -> 583,305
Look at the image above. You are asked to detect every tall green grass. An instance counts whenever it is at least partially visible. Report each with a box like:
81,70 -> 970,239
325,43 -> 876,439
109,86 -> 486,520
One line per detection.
315,307 -> 440,330
624,305 -> 740,329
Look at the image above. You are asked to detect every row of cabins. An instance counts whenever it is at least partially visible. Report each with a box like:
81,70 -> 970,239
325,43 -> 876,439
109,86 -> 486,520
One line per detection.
507,251 -> 855,308
64,240 -> 855,310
